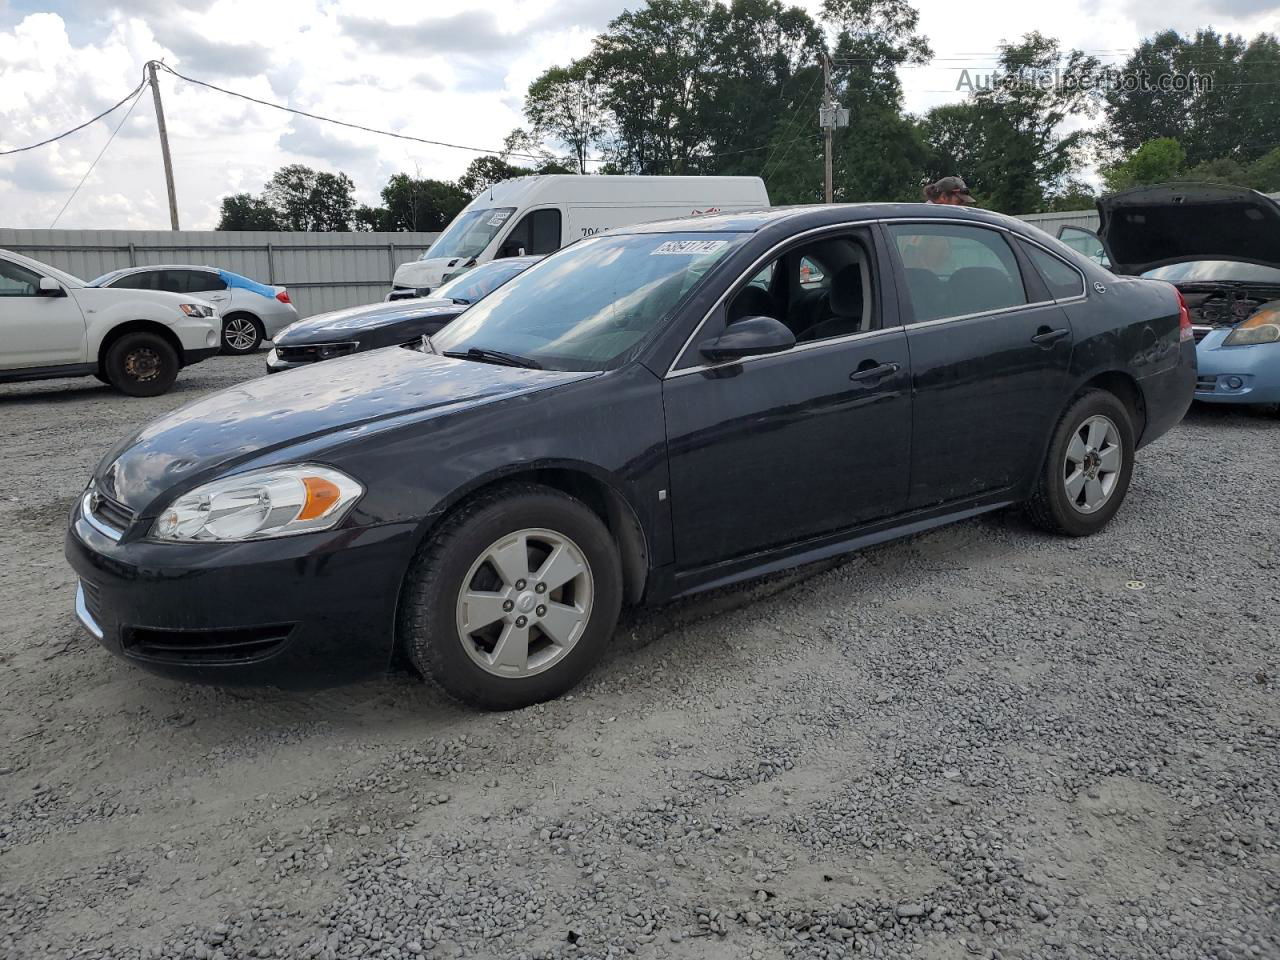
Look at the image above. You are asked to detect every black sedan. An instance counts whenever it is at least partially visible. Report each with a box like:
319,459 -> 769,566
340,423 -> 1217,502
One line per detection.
67,204 -> 1195,710
265,256 -> 541,373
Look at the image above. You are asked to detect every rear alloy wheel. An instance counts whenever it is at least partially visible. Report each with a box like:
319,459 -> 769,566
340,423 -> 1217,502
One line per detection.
221,315 -> 263,354
399,484 -> 622,710
1026,389 -> 1134,536
103,332 -> 179,397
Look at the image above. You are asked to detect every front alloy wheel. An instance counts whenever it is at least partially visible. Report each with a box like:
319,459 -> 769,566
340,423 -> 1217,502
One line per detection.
399,483 -> 622,710
456,528 -> 594,678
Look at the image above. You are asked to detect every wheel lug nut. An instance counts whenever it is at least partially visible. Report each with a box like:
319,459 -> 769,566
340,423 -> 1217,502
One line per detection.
502,600 -> 514,612
515,579 -> 527,590
515,615 -> 527,627
534,582 -> 546,594
536,605 -> 547,617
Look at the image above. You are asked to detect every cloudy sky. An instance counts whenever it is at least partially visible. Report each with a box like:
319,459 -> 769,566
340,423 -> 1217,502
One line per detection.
1,0 -> 1277,230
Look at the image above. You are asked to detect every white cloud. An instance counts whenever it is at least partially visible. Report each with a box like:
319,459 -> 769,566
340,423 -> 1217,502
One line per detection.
0,0 -> 1276,229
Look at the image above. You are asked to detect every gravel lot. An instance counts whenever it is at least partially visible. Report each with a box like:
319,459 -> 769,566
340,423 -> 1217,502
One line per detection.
1,355 -> 1277,960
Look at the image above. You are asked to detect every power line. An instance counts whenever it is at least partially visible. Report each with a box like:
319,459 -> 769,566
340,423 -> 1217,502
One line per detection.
151,61 -> 591,166
0,75 -> 146,156
49,86 -> 147,229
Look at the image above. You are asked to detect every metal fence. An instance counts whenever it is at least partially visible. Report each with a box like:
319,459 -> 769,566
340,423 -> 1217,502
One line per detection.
0,229 -> 440,318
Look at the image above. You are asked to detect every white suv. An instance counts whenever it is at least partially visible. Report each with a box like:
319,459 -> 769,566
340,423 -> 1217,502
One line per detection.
0,249 -> 221,396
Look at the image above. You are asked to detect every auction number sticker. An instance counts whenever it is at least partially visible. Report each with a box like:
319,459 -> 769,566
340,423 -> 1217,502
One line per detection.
487,210 -> 512,226
650,239 -> 728,256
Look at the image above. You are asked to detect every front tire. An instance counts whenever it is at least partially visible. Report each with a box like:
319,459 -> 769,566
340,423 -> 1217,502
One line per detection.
1026,389 -> 1135,537
399,484 -> 623,710
103,332 -> 179,397
221,315 -> 263,354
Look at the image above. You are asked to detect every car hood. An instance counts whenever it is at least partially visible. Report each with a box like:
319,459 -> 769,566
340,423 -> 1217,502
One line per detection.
1098,183 -> 1280,275
392,257 -> 466,291
94,347 -> 595,513
275,299 -> 462,345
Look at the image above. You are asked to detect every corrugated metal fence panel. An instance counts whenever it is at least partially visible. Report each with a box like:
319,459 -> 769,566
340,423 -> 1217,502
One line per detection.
1017,209 -> 1100,233
0,230 -> 438,318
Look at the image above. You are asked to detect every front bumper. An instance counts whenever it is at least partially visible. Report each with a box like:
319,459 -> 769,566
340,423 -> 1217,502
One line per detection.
1194,330 -> 1280,404
65,504 -> 420,688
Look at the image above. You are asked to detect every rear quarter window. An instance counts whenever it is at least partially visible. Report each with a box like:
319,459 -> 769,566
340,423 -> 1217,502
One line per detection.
1023,244 -> 1085,300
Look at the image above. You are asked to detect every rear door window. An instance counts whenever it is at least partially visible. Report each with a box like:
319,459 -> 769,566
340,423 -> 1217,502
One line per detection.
888,224 -> 1027,323
110,271 -> 160,290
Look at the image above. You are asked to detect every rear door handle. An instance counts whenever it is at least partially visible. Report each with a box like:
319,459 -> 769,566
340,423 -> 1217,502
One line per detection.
849,361 -> 900,382
1032,327 -> 1070,346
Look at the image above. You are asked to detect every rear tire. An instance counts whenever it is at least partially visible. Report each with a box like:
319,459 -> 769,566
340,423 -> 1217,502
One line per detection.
104,332 -> 179,397
221,315 -> 263,354
398,483 -> 622,710
1026,389 -> 1135,537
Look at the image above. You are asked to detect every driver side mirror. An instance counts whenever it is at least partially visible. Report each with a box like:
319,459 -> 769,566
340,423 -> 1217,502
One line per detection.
38,277 -> 65,297
699,315 -> 796,363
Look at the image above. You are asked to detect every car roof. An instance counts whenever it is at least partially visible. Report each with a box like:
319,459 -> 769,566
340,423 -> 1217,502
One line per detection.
609,203 -> 1033,237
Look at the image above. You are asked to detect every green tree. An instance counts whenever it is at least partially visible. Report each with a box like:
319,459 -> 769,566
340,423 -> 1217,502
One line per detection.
590,0 -> 721,173
215,193 -> 280,230
262,165 -> 357,231
1105,29 -> 1280,166
922,34 -> 1102,213
824,0 -> 932,202
524,61 -> 610,174
378,174 -> 468,231
1101,137 -> 1186,191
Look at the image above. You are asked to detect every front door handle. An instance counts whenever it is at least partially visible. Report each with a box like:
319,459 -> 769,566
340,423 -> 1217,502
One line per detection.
1032,327 -> 1070,346
849,361 -> 901,382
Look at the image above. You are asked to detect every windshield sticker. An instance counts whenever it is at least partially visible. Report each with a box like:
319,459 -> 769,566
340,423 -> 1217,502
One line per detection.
650,239 -> 729,256
487,210 -> 512,226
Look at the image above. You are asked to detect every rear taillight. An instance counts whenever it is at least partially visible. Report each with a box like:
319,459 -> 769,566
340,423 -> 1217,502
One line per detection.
275,290 -> 291,304
1176,288 -> 1193,342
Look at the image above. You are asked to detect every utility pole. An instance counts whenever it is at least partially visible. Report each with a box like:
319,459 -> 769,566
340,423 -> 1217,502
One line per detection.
147,60 -> 180,231
822,53 -> 833,204
818,54 -> 848,204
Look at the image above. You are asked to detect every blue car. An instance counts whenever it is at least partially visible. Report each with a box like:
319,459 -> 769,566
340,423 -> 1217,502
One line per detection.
1058,183 -> 1280,412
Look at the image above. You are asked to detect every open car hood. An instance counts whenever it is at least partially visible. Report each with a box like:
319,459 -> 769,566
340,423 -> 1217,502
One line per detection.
1097,183 -> 1280,275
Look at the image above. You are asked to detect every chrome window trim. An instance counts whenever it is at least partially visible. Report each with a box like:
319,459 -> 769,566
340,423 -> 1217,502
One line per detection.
664,215 -> 1091,379
75,582 -> 104,640
81,490 -> 123,542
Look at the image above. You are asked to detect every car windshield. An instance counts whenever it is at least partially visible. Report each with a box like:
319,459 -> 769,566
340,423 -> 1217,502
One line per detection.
432,259 -> 533,304
431,232 -> 748,372
423,208 -> 517,261
87,270 -> 126,287
1142,260 -> 1280,285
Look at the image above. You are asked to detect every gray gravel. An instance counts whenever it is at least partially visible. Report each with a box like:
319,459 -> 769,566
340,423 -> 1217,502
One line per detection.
1,355 -> 1277,960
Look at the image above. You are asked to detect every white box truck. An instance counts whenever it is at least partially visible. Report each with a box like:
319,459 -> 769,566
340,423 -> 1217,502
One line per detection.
388,174 -> 770,299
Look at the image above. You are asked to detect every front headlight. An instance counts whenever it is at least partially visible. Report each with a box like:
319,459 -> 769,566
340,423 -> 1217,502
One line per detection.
180,303 -> 215,318
151,465 -> 363,542
1224,304 -> 1280,346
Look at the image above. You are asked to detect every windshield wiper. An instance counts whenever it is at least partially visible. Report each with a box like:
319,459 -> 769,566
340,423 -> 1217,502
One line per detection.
443,347 -> 542,369
450,297 -> 471,305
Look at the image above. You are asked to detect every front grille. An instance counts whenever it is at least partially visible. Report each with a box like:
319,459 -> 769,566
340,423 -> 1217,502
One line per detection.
276,341 -> 360,363
93,493 -> 135,532
1191,325 -> 1214,343
1196,375 -> 1218,392
122,624 -> 295,664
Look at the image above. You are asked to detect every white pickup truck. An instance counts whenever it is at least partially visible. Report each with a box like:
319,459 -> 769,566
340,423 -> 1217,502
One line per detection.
0,249 -> 222,397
